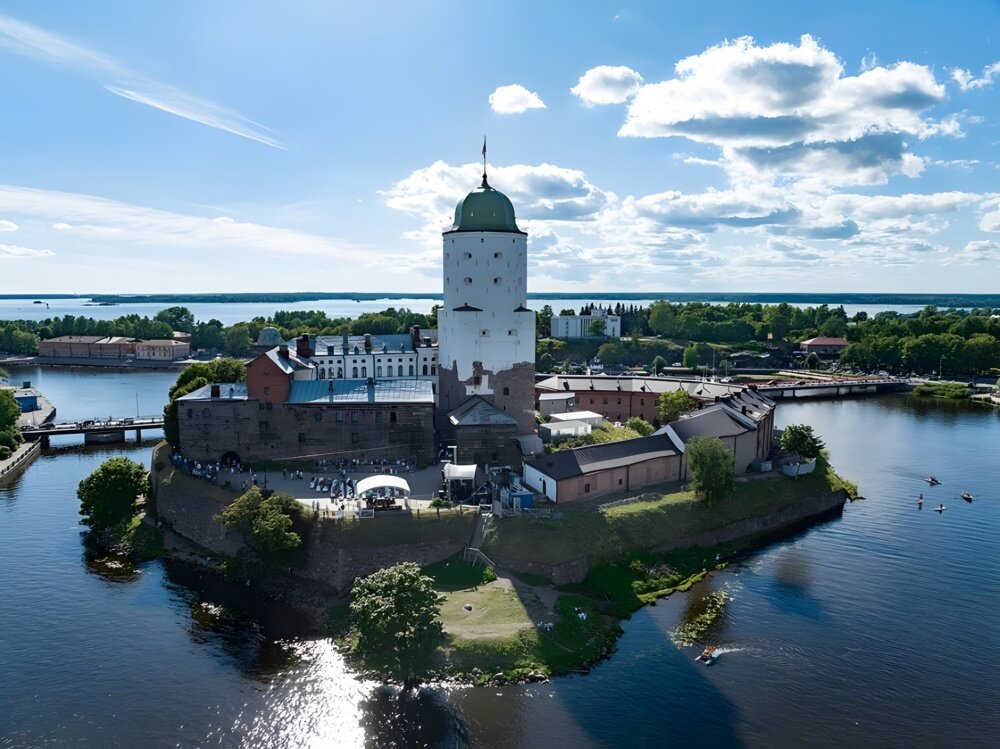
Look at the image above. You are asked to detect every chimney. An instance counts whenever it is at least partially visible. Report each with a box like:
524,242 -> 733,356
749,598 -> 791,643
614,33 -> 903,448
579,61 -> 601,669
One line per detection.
364,333 -> 372,352
410,325 -> 421,349
366,376 -> 375,401
278,344 -> 289,358
741,405 -> 748,415
210,384 -> 220,398
342,331 -> 349,353
296,334 -> 310,358
422,336 -> 431,347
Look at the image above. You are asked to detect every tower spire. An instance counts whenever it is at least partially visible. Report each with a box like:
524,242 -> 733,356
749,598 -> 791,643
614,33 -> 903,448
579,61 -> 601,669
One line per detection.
481,136 -> 488,186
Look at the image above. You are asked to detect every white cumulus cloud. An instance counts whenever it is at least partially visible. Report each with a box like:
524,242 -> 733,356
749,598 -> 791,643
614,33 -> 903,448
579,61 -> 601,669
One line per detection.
0,218 -> 16,231
571,65 -> 644,105
488,84 -> 546,114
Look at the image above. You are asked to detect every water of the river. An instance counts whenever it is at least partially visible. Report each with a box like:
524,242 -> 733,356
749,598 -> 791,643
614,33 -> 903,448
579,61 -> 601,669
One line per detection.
0,297 -> 930,325
1,371 -> 998,747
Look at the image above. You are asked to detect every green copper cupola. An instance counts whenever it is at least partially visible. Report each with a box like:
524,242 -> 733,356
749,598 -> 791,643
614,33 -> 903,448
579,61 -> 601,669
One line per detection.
446,174 -> 524,234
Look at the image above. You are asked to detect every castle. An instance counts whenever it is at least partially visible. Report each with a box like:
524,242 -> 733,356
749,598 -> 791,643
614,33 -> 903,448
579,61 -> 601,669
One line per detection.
176,166 -> 540,468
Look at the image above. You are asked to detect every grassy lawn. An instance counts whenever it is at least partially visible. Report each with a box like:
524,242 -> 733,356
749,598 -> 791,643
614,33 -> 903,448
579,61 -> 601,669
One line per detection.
914,382 -> 970,399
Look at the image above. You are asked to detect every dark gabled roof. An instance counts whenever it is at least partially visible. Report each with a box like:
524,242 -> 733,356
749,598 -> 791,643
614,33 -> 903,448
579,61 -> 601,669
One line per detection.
667,405 -> 752,442
526,434 -> 680,481
453,304 -> 483,312
448,396 -> 517,427
255,347 -> 314,374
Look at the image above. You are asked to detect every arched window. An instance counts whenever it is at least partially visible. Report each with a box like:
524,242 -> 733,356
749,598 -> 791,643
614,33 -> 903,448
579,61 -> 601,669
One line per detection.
431,365 -> 436,375
361,366 -> 367,377
397,365 -> 403,376
318,367 -> 326,378
409,365 -> 414,376
376,366 -> 382,377
337,368 -> 343,378
352,367 -> 358,378
422,364 -> 428,376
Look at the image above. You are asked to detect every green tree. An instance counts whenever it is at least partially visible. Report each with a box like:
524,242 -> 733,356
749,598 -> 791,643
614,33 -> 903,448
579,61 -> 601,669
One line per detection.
804,352 -> 820,369
154,306 -> 195,332
536,304 -> 553,338
596,341 -> 626,367
588,318 -> 608,337
652,355 -> 667,375
223,324 -> 253,356
658,390 -> 696,424
349,562 -> 444,683
780,424 -> 826,460
625,416 -> 654,436
685,436 -> 735,507
648,301 -> 677,337
682,344 -> 699,369
537,352 -> 555,372
215,487 -> 302,556
0,388 -> 24,452
77,457 -> 148,531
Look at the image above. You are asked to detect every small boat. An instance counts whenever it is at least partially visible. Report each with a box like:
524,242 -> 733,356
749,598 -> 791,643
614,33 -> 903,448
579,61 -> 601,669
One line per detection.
934,505 -> 946,513
960,491 -> 973,502
924,476 -> 941,486
696,646 -> 719,665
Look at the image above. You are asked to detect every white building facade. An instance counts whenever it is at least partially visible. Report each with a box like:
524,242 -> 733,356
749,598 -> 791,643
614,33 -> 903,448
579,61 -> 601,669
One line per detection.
550,308 -> 621,339
437,174 -> 536,433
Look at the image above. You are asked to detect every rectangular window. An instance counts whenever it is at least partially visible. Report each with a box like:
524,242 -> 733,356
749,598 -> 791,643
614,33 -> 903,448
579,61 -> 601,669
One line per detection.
336,411 -> 343,422
351,432 -> 360,444
298,432 -> 305,443
390,411 -> 397,424
258,421 -> 269,435
351,411 -> 359,423
603,398 -> 608,405
584,483 -> 591,493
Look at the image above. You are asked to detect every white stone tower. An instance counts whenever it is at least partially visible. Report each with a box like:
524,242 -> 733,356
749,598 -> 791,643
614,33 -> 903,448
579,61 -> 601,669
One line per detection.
438,169 -> 536,433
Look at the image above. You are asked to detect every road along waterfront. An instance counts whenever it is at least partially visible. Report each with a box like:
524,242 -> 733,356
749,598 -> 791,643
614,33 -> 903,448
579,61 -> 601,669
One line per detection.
0,372 -> 998,747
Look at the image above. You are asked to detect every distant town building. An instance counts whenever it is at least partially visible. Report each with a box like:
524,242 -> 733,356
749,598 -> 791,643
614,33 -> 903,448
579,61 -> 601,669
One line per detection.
550,308 -> 621,339
135,339 -> 191,361
799,337 -> 850,355
293,329 -> 439,385
538,392 -> 575,417
38,335 -> 138,359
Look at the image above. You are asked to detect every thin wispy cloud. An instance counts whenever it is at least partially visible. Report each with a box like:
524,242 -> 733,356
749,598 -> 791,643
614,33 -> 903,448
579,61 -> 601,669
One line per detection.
0,14 -> 286,149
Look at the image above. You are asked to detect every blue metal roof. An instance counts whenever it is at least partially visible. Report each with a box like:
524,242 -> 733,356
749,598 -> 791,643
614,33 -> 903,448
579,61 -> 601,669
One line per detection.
177,383 -> 249,401
287,378 -> 434,404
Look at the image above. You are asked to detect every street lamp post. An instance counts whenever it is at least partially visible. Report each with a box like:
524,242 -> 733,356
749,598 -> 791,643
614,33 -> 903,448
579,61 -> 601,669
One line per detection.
939,356 -> 944,380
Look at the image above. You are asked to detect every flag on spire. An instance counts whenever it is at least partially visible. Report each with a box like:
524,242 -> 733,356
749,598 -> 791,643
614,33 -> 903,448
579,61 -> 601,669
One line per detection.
482,137 -> 487,158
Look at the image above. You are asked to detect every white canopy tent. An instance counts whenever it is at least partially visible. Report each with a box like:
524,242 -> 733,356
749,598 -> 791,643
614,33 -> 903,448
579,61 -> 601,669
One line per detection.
355,474 -> 411,497
443,463 -> 477,482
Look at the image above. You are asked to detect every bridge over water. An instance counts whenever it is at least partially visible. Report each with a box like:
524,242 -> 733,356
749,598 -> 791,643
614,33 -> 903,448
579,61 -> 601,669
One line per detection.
22,416 -> 164,446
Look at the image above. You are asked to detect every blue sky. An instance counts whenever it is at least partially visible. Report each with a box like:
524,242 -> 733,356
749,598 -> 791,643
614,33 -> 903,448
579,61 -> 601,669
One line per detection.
0,0 -> 998,293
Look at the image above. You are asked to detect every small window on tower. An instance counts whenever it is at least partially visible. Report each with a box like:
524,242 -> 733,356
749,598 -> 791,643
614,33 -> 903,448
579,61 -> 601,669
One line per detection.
480,329 -> 490,337
493,277 -> 501,284
494,252 -> 502,259
463,277 -> 472,284
463,252 -> 471,259
508,329 -> 517,336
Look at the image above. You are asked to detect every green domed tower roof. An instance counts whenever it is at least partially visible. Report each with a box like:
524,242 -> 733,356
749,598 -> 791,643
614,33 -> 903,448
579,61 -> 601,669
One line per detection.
446,175 -> 524,234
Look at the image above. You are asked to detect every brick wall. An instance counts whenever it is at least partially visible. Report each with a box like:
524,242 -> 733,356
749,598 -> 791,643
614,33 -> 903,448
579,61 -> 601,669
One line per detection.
177,398 -> 435,465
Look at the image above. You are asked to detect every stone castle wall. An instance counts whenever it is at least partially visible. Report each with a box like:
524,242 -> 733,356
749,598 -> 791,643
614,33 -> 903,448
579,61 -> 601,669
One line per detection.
152,444 -> 476,593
